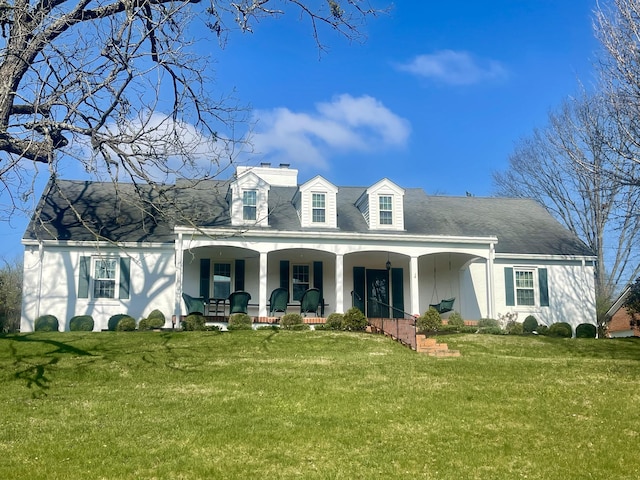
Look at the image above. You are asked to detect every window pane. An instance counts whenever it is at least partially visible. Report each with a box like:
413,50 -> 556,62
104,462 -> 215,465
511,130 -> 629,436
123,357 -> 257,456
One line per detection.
94,259 -> 116,298
292,265 -> 309,301
213,263 -> 231,299
515,270 -> 535,305
243,190 -> 257,220
312,208 -> 325,223
312,193 -> 325,208
312,193 -> 326,223
379,195 -> 393,224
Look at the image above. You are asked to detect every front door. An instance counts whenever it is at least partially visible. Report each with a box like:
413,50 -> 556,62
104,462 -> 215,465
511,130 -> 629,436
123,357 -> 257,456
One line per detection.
367,269 -> 390,318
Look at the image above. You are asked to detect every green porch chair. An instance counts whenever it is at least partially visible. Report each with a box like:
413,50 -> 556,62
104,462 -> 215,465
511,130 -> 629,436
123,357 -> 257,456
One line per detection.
182,293 -> 206,315
269,287 -> 289,316
300,288 -> 321,317
228,291 -> 252,315
429,297 -> 455,314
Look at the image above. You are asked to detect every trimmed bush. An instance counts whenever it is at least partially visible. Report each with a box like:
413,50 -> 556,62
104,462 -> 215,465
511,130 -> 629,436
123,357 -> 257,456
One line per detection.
523,315 -> 538,333
548,322 -> 572,338
108,314 -> 131,331
477,318 -> 500,328
417,307 -> 442,333
447,311 -> 465,328
181,314 -> 206,331
576,323 -> 597,338
478,326 -> 504,335
115,316 -> 136,331
138,318 -> 150,331
35,315 -> 59,332
536,324 -> 549,336
280,313 -> 305,330
228,313 -> 253,331
147,309 -> 166,329
325,313 -> 344,330
505,321 -> 524,335
342,308 -> 367,331
69,315 -> 94,332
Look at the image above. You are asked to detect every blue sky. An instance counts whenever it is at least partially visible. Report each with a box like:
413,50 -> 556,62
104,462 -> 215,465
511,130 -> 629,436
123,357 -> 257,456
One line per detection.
0,0 -> 600,259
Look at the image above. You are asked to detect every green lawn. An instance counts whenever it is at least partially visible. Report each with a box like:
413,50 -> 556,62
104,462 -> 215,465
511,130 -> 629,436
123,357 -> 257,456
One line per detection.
1,330 -> 638,479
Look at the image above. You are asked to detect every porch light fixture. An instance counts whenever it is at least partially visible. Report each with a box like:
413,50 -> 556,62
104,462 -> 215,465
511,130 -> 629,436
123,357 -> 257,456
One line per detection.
386,254 -> 391,271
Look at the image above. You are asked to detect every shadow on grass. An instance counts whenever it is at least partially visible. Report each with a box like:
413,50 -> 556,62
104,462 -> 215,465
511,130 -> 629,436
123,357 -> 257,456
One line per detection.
1,333 -> 95,398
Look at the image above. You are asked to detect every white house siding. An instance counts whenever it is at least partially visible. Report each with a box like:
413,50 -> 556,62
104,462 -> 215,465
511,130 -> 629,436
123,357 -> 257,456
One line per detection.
21,244 -> 175,332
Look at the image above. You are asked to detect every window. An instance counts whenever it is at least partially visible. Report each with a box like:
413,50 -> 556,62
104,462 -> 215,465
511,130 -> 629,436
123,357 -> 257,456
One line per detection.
292,264 -> 310,301
213,263 -> 231,299
515,270 -> 535,306
93,258 -> 117,298
379,195 -> 393,225
243,190 -> 257,220
312,193 -> 326,223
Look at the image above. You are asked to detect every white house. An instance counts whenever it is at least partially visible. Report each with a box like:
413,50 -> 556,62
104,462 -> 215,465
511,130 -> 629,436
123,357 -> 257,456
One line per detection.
20,163 -> 597,331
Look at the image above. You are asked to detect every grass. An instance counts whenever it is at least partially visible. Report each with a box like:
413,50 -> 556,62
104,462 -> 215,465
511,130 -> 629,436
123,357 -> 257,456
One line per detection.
1,330 -> 639,479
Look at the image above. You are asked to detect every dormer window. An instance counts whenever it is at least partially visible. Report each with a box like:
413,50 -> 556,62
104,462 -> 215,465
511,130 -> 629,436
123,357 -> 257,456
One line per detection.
243,190 -> 257,221
312,193 -> 326,223
379,195 -> 393,225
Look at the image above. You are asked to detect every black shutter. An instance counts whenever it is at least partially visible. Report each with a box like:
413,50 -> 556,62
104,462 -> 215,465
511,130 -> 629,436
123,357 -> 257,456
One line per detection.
313,261 -> 324,315
505,267 -> 515,306
539,268 -> 549,307
235,259 -> 245,291
353,266 -> 365,313
78,256 -> 90,298
280,260 -> 290,292
200,259 -> 210,298
119,257 -> 131,299
391,268 -> 404,318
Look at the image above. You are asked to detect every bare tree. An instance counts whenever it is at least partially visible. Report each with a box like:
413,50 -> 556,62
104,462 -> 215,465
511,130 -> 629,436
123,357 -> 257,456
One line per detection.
493,92 -> 640,309
0,256 -> 22,332
0,0 -> 379,226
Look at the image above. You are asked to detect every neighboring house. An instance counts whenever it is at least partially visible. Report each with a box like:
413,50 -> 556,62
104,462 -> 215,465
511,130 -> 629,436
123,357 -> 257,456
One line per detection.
20,163 -> 597,332
604,285 -> 640,337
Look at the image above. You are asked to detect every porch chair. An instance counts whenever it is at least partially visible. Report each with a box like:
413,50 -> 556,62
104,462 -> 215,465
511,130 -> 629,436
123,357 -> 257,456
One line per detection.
269,287 -> 289,317
228,291 -> 251,315
429,297 -> 455,315
182,293 -> 206,315
300,288 -> 321,317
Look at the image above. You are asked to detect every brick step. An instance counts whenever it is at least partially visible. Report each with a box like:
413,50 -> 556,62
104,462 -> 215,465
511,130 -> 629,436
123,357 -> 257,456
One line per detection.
415,334 -> 461,357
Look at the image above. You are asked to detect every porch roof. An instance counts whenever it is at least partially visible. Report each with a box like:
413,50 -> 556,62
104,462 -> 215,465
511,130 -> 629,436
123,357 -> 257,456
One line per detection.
23,178 -> 593,257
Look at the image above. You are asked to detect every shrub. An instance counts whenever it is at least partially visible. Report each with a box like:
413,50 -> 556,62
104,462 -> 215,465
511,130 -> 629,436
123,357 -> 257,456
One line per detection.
228,313 -> 253,330
459,325 -> 478,334
576,323 -> 597,338
536,324 -> 549,336
69,315 -> 94,332
138,318 -> 150,331
477,318 -> 500,328
115,316 -> 136,331
108,314 -> 131,331
417,307 -> 442,333
146,309 -> 166,329
548,322 -> 572,338
523,315 -> 538,333
342,307 -> 367,331
35,314 -> 59,332
446,311 -> 465,328
325,313 -> 344,330
280,313 -> 305,330
181,314 -> 206,331
505,321 -> 524,335
478,326 -> 504,335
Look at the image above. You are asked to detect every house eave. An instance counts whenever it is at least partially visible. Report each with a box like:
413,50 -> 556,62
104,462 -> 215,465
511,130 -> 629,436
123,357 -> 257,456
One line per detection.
21,239 -> 174,250
495,252 -> 597,262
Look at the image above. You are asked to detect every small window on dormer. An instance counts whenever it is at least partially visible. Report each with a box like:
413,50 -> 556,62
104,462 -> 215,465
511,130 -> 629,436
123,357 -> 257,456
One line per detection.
243,190 -> 257,221
312,193 -> 326,223
379,195 -> 393,225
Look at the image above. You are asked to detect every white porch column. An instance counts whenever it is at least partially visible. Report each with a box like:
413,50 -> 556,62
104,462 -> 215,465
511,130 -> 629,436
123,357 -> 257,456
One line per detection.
410,256 -> 420,316
174,233 -> 184,326
259,252 -> 268,318
486,243 -> 495,318
335,254 -> 344,313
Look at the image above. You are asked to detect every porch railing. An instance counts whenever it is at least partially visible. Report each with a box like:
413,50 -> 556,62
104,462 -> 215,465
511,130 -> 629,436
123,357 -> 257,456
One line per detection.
367,297 -> 418,351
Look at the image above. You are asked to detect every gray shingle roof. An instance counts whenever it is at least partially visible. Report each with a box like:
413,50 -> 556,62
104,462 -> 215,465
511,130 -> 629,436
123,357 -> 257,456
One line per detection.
24,178 -> 593,256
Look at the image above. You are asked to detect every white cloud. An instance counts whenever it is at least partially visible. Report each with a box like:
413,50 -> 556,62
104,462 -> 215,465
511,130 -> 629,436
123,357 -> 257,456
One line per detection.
250,94 -> 411,168
397,50 -> 508,86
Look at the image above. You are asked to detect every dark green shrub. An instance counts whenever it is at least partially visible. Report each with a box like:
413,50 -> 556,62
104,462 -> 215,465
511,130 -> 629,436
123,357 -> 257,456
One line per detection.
138,318 -> 150,331
446,311 -> 464,328
576,323 -> 597,338
181,314 -> 206,331
115,316 -> 136,331
548,322 -> 572,338
342,308 -> 367,331
289,323 -> 310,331
478,326 -> 504,335
280,313 -> 305,330
147,309 -> 165,328
536,324 -> 549,336
505,321 -> 524,335
523,315 -> 538,333
477,318 -> 500,328
460,325 -> 478,334
325,313 -> 344,330
228,313 -> 253,330
35,314 -> 59,332
417,307 -> 442,332
108,314 -> 130,331
69,315 -> 94,332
